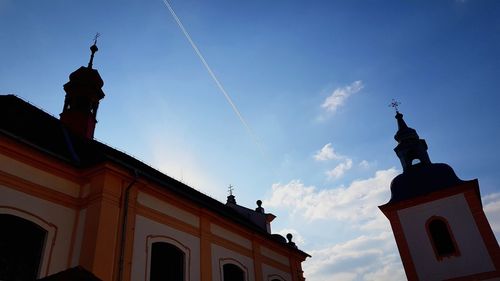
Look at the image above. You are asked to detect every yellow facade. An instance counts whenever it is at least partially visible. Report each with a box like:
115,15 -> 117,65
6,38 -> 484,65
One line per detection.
0,67 -> 308,281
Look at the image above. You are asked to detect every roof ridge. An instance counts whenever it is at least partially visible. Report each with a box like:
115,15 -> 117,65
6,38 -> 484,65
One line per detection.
0,94 -> 60,121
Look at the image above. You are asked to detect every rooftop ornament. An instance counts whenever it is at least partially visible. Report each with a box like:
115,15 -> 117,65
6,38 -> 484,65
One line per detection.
88,32 -> 100,69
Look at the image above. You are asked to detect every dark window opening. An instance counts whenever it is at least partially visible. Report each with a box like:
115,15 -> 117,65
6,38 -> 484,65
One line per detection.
0,214 -> 47,281
428,218 -> 459,259
223,263 -> 245,281
150,242 -> 185,281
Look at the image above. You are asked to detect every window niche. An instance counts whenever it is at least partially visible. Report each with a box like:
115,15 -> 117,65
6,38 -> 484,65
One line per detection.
222,263 -> 245,281
150,242 -> 185,281
426,216 -> 460,260
0,214 -> 47,281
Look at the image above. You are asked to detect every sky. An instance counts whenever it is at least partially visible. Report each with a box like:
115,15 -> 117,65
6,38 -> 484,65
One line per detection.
1,0 -> 500,280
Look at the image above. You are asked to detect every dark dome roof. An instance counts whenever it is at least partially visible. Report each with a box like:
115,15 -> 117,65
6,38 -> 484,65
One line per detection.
389,163 -> 466,203
64,66 -> 105,99
68,66 -> 104,88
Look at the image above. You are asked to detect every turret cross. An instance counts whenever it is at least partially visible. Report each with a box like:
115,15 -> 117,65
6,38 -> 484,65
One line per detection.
93,32 -> 101,45
389,99 -> 401,112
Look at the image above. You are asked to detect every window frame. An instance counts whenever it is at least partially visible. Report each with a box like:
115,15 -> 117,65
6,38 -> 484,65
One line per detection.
219,258 -> 248,281
145,235 -> 191,281
425,216 -> 461,261
0,206 -> 57,278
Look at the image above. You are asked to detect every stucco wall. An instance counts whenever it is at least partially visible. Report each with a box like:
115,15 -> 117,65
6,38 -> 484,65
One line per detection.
0,185 -> 77,277
211,244 -> 255,281
261,263 -> 291,281
0,153 -> 79,197
131,214 -> 201,281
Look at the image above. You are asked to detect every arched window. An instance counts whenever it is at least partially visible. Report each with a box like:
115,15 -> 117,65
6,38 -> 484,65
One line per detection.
0,214 -> 47,281
426,216 -> 460,260
150,242 -> 185,281
223,263 -> 245,281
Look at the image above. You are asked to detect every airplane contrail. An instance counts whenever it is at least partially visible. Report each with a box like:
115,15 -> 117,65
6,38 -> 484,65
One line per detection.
161,0 -> 264,155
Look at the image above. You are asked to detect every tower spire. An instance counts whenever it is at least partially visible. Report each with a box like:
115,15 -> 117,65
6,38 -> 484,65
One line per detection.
380,103 -> 500,281
88,33 -> 100,69
391,102 -> 431,171
60,37 -> 105,139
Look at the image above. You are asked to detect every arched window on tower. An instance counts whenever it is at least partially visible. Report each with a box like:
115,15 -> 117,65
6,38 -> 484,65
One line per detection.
0,214 -> 47,281
426,216 -> 460,260
222,263 -> 245,281
150,242 -> 185,281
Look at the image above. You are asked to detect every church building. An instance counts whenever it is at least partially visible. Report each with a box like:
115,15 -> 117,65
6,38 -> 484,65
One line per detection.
0,42 -> 309,281
380,110 -> 500,281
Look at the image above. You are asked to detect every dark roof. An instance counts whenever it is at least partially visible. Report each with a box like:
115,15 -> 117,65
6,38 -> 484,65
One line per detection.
0,95 -> 309,257
65,66 -> 105,99
37,266 -> 101,281
389,162 -> 468,203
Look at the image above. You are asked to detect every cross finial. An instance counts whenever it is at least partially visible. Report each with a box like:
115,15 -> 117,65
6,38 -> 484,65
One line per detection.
228,184 -> 234,196
93,32 -> 101,45
389,99 -> 401,113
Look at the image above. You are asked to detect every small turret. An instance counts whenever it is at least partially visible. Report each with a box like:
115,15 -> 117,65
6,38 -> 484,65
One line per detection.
60,34 -> 105,139
393,111 -> 431,171
226,184 -> 236,204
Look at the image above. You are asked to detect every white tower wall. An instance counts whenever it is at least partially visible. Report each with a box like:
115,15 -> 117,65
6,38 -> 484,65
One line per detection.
398,193 -> 494,281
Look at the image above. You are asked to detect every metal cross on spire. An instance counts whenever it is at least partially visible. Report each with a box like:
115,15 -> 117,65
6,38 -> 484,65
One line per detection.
389,99 -> 401,113
228,184 -> 234,196
93,32 -> 101,45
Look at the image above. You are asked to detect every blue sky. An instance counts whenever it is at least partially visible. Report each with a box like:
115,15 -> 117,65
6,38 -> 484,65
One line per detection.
1,0 -> 500,280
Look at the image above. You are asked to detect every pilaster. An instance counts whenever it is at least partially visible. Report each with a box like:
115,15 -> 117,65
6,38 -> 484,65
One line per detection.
79,170 -> 122,280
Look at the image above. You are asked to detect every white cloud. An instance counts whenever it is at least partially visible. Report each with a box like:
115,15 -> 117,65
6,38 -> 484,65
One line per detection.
314,143 -> 343,161
326,158 -> 353,180
358,160 -> 370,169
303,232 -> 405,281
362,261 -> 406,281
483,192 -> 500,240
263,168 -> 406,281
264,168 -> 398,222
321,80 -> 364,113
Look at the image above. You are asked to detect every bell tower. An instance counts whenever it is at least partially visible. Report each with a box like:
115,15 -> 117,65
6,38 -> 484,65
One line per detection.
379,110 -> 500,281
60,36 -> 105,139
